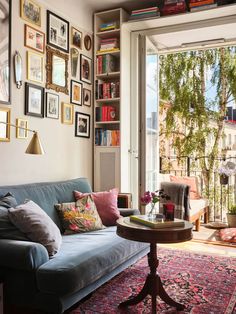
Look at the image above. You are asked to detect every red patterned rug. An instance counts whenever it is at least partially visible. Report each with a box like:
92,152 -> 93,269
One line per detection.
69,248 -> 236,314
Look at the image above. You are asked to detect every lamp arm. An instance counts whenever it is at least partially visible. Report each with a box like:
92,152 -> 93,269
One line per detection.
0,121 -> 36,133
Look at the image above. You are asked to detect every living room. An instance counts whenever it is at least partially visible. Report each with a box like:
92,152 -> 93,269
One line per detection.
0,0 -> 236,313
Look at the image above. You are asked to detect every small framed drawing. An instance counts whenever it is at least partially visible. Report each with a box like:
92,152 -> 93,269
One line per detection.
25,24 -> 45,53
46,92 -> 59,119
75,112 -> 90,138
16,118 -> 28,139
83,88 -> 91,107
80,54 -> 92,84
0,107 -> 10,142
61,103 -> 73,125
27,51 -> 44,83
84,34 -> 92,51
25,82 -> 44,118
20,0 -> 41,27
70,80 -> 82,106
71,27 -> 82,50
47,10 -> 69,53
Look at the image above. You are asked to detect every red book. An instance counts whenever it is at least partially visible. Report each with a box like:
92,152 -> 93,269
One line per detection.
102,106 -> 108,121
107,106 -> 116,121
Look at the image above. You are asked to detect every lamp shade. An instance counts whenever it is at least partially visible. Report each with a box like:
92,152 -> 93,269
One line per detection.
25,132 -> 44,155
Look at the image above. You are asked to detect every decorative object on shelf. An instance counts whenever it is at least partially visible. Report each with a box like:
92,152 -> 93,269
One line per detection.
20,0 -> 41,26
47,10 -> 69,53
46,46 -> 69,94
0,0 -> 11,104
24,24 -> 45,53
0,107 -> 10,141
75,112 -> 90,138
14,51 -> 22,90
61,102 -> 73,125
84,34 -> 92,51
227,205 -> 236,228
70,80 -> 82,106
25,82 -> 44,118
71,27 -> 82,50
27,51 -> 44,83
140,190 -> 170,217
16,118 -> 28,139
45,92 -> 59,119
70,48 -> 79,78
218,161 -> 236,185
83,88 -> 91,107
80,54 -> 92,84
160,0 -> 186,16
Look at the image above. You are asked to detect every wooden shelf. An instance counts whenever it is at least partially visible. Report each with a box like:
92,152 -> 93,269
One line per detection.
96,98 -> 120,103
96,72 -> 120,79
96,50 -> 120,56
95,145 -> 120,148
96,29 -> 120,38
96,121 -> 120,125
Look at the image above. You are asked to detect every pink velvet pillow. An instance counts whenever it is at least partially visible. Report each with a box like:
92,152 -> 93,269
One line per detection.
74,189 -> 121,226
219,228 -> 236,243
170,175 -> 200,200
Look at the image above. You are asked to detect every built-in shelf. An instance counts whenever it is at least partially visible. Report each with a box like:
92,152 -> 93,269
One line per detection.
95,145 -> 120,148
96,50 -> 120,56
96,72 -> 120,79
96,98 -> 120,103
96,121 -> 120,125
96,29 -> 120,38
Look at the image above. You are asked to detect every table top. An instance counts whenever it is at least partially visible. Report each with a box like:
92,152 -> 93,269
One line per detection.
116,217 -> 193,244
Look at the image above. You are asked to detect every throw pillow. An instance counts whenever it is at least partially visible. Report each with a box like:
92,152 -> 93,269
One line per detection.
219,228 -> 236,243
55,195 -> 104,234
74,189 -> 121,226
8,200 -> 62,256
170,175 -> 200,200
0,193 -> 28,241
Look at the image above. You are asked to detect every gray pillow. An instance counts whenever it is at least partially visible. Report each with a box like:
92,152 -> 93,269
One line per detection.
0,193 -> 28,241
9,200 -> 62,256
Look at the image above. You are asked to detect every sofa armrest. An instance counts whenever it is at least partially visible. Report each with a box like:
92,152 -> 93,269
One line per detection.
119,208 -> 140,217
0,239 -> 49,271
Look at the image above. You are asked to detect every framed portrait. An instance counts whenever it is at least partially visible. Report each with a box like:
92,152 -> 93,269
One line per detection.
46,92 -> 59,119
25,82 -> 44,118
61,102 -> 73,125
75,112 -> 90,138
27,51 -> 44,83
20,0 -> 41,27
16,118 -> 28,139
84,34 -> 92,51
80,54 -> 92,84
0,0 -> 11,104
0,107 -> 10,141
47,10 -> 69,53
70,80 -> 82,106
24,24 -> 45,53
83,88 -> 91,107
71,27 -> 82,50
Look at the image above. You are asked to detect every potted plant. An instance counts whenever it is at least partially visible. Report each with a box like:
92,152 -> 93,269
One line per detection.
218,163 -> 236,185
140,189 -> 170,217
227,205 -> 236,227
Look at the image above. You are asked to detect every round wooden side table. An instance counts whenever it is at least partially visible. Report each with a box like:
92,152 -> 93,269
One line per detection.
116,217 -> 193,314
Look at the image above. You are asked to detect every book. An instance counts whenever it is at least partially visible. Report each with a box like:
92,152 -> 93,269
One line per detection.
189,0 -> 215,7
130,215 -> 185,229
190,3 -> 217,10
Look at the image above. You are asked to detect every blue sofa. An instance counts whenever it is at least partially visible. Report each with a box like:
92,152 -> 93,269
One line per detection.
0,178 -> 149,314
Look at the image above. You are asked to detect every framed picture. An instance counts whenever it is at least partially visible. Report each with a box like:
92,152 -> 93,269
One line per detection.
25,82 -> 44,118
70,80 -> 82,106
71,27 -> 82,50
84,34 -> 92,51
0,107 -> 10,141
47,10 -> 69,53
61,102 -> 73,124
24,24 -> 45,53
16,118 -> 28,139
80,54 -> 92,84
83,88 -> 91,107
0,0 -> 11,104
46,92 -> 59,119
20,0 -> 41,27
27,51 -> 44,83
75,112 -> 90,138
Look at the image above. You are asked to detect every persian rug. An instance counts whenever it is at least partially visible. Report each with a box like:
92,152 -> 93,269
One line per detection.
69,248 -> 236,314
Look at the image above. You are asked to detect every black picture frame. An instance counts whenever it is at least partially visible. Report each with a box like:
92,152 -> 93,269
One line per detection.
0,0 -> 11,104
80,54 -> 92,85
25,82 -> 44,118
47,10 -> 69,53
75,112 -> 90,138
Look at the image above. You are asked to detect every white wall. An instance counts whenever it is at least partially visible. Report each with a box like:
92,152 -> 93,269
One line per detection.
0,0 -> 94,185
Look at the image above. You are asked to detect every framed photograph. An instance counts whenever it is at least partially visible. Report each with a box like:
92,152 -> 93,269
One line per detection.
84,34 -> 92,51
24,24 -> 45,53
70,80 -> 82,106
16,118 -> 28,139
27,51 -> 44,83
0,107 -> 10,141
75,112 -> 90,138
80,54 -> 92,84
71,27 -> 82,50
20,0 -> 41,27
0,0 -> 11,104
61,102 -> 73,125
47,10 -> 69,53
83,88 -> 91,107
25,82 -> 44,118
46,92 -> 59,119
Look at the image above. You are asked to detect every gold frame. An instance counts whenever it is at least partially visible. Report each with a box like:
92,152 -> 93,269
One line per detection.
0,108 -> 10,142
20,0 -> 41,27
16,118 -> 28,139
61,103 -> 74,125
27,51 -> 44,83
24,24 -> 45,53
46,46 -> 69,95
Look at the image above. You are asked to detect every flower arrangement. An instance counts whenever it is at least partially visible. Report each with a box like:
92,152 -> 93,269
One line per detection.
218,167 -> 235,177
140,189 -> 170,216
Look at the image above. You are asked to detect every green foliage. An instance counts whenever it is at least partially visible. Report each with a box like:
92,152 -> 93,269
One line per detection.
229,205 -> 236,214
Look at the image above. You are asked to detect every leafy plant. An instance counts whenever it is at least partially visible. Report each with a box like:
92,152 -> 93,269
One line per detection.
228,205 -> 236,215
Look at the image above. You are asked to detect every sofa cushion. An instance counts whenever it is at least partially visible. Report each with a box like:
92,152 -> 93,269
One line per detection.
219,228 -> 236,243
170,175 -> 200,200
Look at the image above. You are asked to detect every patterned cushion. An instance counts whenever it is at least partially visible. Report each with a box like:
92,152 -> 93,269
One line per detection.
55,195 -> 104,234
219,228 -> 236,243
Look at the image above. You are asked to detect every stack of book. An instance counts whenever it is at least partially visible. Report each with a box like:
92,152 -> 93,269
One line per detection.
130,215 -> 185,229
96,106 -> 117,122
95,129 -> 120,146
100,21 -> 118,32
97,38 -> 119,54
130,6 -> 160,20
189,0 -> 217,11
161,0 -> 186,15
95,80 -> 120,99
96,54 -> 117,74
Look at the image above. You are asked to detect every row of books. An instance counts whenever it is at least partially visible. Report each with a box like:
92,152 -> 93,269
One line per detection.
95,129 -> 120,146
130,6 -> 160,20
189,0 -> 217,11
96,54 -> 117,74
95,80 -> 120,100
99,21 -> 118,32
96,106 -> 118,122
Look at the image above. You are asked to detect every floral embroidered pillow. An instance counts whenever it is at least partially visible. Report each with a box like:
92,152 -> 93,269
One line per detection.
55,195 -> 104,234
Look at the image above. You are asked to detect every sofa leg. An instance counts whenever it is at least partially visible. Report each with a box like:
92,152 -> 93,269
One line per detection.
195,219 -> 200,231
204,207 -> 209,224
